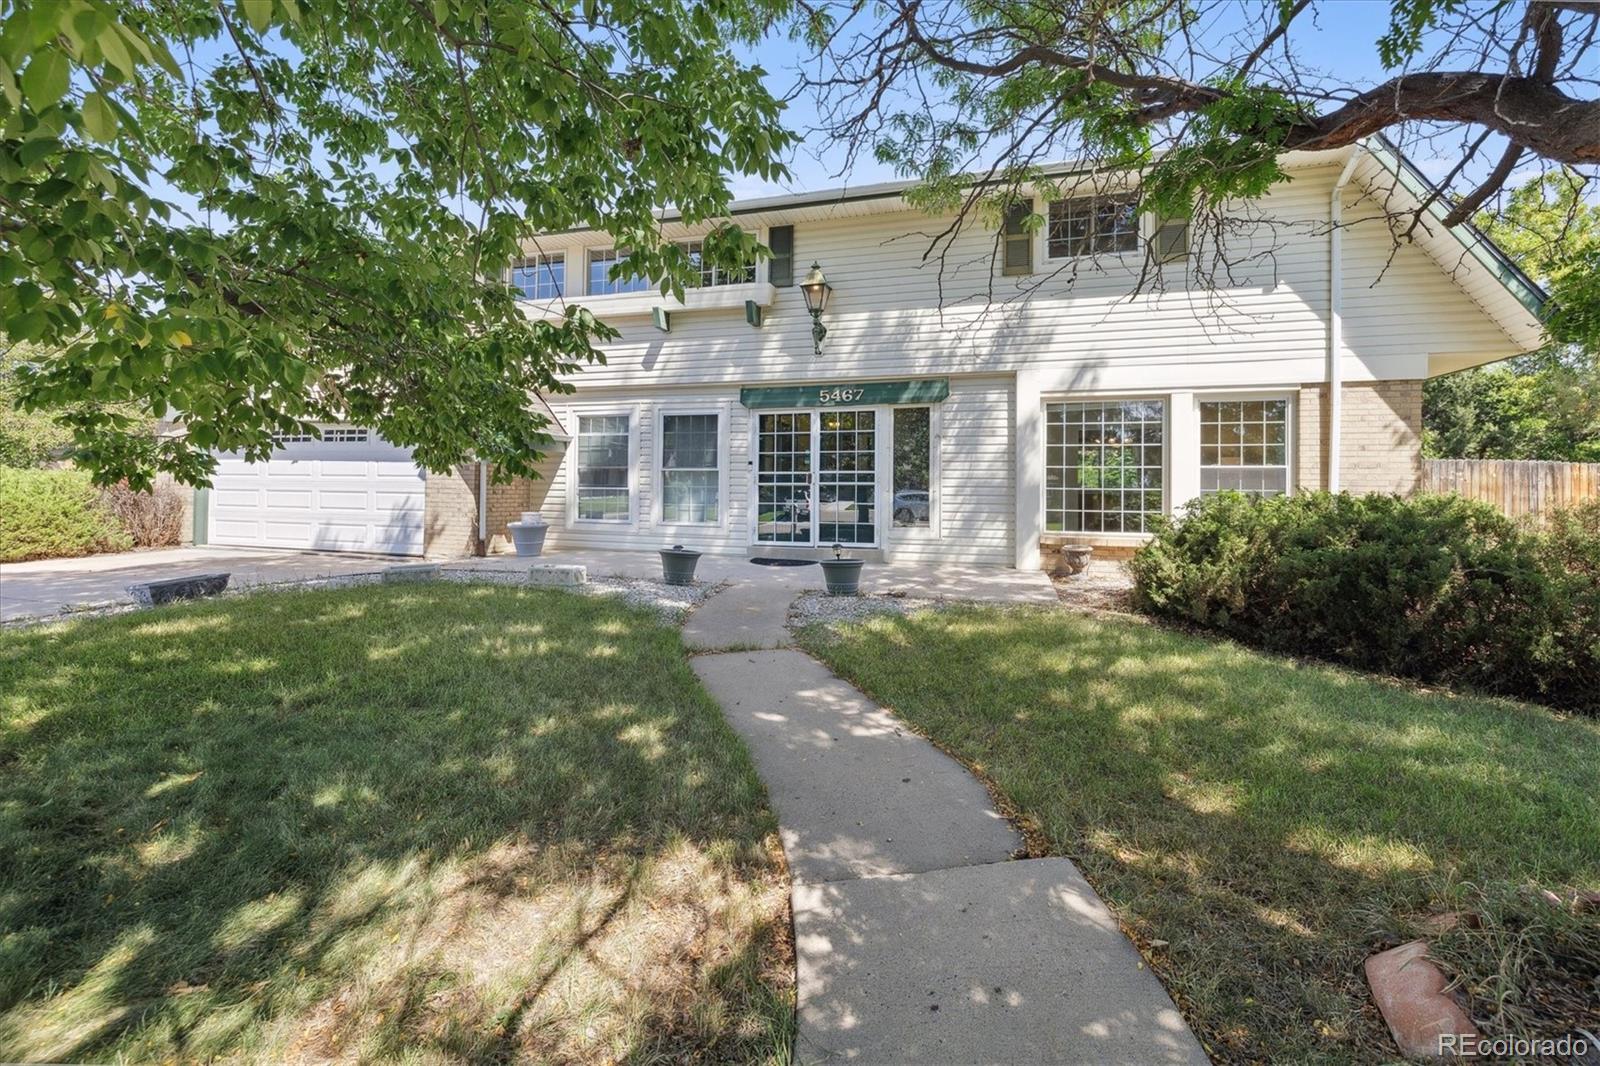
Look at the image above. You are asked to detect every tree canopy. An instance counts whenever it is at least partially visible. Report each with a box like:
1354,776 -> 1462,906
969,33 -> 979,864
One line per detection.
802,0 -> 1600,300
0,0 -> 788,487
1424,170 -> 1600,462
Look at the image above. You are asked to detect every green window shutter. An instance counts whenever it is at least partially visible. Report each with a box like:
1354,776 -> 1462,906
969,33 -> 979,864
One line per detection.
768,225 -> 794,286
1002,199 -> 1033,276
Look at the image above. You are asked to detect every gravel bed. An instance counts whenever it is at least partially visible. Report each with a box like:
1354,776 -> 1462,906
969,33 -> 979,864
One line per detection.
582,575 -> 716,619
787,589 -> 942,629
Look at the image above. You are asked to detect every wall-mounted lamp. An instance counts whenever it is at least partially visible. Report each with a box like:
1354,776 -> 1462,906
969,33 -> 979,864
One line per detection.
799,261 -> 832,356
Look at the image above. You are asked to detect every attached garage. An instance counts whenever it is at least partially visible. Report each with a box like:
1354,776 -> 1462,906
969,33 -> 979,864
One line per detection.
208,427 -> 426,555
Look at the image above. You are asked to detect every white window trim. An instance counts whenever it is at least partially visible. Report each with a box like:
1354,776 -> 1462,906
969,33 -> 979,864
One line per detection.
653,402 -> 731,530
568,406 -> 639,529
888,404 -> 942,541
1039,393 -> 1170,543
1195,391 -> 1297,498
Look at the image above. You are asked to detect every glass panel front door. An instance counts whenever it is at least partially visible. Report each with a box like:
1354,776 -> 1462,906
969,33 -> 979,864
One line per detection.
755,409 -> 878,547
818,409 -> 876,545
756,412 -> 812,543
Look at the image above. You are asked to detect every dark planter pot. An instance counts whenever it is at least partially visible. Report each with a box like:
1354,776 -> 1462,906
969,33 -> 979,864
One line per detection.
659,545 -> 702,586
507,511 -> 548,557
819,558 -> 864,596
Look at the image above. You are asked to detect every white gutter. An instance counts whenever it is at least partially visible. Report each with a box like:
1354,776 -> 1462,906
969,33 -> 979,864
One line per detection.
1327,141 -> 1367,493
477,460 -> 489,556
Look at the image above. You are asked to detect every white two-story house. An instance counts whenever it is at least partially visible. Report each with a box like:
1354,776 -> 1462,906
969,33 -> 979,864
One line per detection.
195,141 -> 1545,569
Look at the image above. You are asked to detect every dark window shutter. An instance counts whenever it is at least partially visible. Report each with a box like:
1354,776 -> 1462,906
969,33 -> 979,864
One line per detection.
1002,199 -> 1033,276
768,225 -> 794,286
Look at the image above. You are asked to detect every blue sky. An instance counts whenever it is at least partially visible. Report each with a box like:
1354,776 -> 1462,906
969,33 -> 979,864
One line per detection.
728,0 -> 1520,200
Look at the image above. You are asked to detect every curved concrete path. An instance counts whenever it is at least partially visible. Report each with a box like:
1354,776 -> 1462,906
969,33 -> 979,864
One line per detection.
687,582 -> 1208,1065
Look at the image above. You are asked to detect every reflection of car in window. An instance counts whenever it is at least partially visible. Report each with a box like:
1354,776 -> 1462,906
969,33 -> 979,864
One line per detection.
893,489 -> 930,525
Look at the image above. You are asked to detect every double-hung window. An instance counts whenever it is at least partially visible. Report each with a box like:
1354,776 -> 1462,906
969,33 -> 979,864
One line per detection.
1045,400 -> 1165,533
1047,196 -> 1139,258
511,254 -> 564,301
575,414 -> 632,521
1200,399 -> 1290,496
677,239 -> 756,287
587,249 -> 650,296
660,413 -> 720,524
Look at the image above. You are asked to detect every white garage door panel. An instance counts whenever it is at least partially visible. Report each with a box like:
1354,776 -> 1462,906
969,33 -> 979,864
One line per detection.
210,428 -> 425,555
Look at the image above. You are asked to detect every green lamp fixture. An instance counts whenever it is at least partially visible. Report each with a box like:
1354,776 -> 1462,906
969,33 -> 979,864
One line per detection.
799,261 -> 832,356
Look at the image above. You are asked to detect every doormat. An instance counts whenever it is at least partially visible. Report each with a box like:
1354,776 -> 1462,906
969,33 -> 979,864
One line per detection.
749,557 -> 818,567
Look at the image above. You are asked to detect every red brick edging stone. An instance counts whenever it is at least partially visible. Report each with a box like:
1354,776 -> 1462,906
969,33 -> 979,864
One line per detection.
1365,940 -> 1479,1060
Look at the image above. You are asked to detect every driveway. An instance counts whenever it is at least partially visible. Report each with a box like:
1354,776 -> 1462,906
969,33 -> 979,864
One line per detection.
0,547 -> 407,622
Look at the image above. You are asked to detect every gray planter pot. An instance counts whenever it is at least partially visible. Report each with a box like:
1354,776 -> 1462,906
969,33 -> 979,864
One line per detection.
819,558 -> 864,596
1059,544 -> 1094,575
506,511 -> 548,557
659,544 -> 702,586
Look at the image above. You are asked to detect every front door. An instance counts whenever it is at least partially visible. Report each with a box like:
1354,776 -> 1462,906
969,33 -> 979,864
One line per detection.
754,409 -> 878,547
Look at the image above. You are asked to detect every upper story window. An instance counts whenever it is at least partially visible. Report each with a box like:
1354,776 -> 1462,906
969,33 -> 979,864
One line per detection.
511,254 -> 564,301
1200,399 -> 1290,496
677,239 -> 756,287
1048,196 -> 1139,258
587,248 -> 651,296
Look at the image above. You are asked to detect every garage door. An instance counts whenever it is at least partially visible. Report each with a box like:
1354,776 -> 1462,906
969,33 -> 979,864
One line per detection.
210,427 -> 425,555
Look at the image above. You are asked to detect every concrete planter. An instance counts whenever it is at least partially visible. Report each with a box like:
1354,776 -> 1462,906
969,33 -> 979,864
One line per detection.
819,558 -> 864,596
506,512 -> 548,557
659,545 -> 702,586
1059,544 -> 1094,575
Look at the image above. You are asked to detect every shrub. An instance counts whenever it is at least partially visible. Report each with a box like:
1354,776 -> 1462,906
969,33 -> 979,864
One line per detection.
1130,492 -> 1598,714
100,479 -> 187,548
0,467 -> 131,563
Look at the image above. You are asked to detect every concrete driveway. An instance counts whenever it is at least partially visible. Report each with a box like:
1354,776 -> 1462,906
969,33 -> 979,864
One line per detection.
0,547 -> 406,622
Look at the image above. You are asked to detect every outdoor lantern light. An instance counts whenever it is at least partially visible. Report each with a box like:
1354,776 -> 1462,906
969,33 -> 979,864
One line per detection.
800,261 -> 832,356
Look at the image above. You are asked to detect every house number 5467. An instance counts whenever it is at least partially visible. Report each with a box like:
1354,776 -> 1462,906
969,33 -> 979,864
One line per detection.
818,387 -> 865,405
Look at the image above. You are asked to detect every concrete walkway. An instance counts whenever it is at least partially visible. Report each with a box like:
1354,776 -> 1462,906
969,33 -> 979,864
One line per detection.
686,581 -> 1207,1064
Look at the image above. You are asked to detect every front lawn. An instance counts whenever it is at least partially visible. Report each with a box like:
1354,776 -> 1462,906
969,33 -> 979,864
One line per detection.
0,584 -> 791,1063
800,606 -> 1600,1064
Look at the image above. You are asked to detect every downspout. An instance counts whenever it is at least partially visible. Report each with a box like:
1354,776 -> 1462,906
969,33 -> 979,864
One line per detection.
1327,140 -> 1367,493
477,460 -> 489,557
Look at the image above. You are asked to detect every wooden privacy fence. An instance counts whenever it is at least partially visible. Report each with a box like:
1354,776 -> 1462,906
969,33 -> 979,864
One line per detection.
1423,459 -> 1600,520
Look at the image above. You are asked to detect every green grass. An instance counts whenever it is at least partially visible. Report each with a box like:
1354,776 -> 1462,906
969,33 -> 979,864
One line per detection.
0,584 -> 792,1064
799,606 -> 1600,1064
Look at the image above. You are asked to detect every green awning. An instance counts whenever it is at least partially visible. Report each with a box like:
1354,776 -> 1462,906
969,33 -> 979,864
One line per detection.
740,378 -> 950,409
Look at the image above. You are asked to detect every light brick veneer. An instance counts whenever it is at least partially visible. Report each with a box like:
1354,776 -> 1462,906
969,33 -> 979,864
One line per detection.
1297,379 -> 1423,495
422,447 -> 566,557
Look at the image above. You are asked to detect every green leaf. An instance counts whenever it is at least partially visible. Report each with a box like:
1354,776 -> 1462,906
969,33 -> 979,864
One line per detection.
81,90 -> 115,141
241,0 -> 274,33
19,48 -> 69,108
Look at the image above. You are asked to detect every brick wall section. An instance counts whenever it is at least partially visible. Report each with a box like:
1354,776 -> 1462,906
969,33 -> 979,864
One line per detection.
423,447 -> 566,558
1297,379 -> 1424,495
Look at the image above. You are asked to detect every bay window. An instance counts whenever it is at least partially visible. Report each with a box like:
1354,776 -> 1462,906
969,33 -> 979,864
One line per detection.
1200,398 -> 1290,496
575,414 -> 632,521
1045,400 -> 1165,533
660,413 -> 720,524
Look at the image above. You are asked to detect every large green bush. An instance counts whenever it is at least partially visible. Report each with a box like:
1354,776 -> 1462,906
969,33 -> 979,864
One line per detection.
1130,492 -> 1598,714
0,467 -> 132,563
